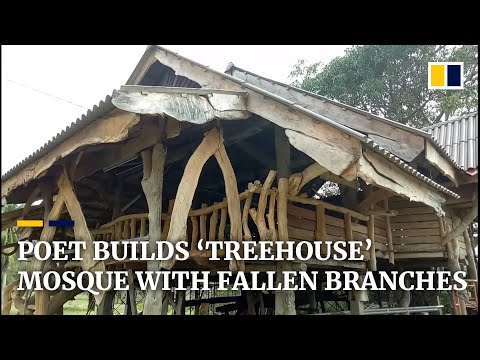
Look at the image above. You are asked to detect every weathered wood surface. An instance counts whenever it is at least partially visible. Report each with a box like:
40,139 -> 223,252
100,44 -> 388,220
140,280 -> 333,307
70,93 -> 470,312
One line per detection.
267,189 -> 278,242
358,149 -> 446,214
228,66 -> 425,162
112,88 -> 248,123
218,198 -> 227,241
141,142 -> 166,315
288,163 -> 327,196
256,171 -> 277,241
161,128 -> 244,271
2,110 -> 140,198
74,120 -> 167,182
441,193 -> 478,245
367,214 -> 377,271
384,200 -> 394,265
161,129 -> 221,269
316,205 -> 328,255
214,138 -> 244,272
358,189 -> 393,212
29,191 -> 66,314
463,229 -> 477,280
145,54 -> 450,215
287,194 -> 369,221
425,140 -> 459,186
285,129 -> 361,180
58,169 -> 107,303
242,192 -> 253,241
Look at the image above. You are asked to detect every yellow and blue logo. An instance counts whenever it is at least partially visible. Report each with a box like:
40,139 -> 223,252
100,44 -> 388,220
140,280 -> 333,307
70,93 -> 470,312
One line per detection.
428,62 -> 464,90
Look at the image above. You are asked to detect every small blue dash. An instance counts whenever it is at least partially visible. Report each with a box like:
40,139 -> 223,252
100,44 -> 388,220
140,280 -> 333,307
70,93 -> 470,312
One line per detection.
49,220 -> 75,227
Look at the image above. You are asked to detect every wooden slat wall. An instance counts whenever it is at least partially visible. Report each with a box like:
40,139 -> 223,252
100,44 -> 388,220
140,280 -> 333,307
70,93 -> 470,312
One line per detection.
388,197 -> 446,260
287,204 -> 372,260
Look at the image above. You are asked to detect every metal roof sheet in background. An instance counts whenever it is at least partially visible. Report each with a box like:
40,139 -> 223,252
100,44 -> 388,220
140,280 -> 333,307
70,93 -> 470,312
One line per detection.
425,112 -> 478,172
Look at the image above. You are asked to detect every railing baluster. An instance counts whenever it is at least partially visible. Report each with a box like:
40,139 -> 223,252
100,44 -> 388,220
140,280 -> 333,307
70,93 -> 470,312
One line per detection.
191,216 -> 199,252
219,198 -> 227,241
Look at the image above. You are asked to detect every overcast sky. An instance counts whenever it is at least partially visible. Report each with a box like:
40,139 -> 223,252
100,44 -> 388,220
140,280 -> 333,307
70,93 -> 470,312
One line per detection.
1,45 -> 350,175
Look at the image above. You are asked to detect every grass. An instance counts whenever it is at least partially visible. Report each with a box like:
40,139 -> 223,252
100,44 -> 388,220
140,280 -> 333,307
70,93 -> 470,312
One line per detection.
64,293 -> 92,315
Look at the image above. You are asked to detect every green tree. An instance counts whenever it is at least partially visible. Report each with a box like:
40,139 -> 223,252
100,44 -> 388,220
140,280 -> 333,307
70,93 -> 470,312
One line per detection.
289,45 -> 478,128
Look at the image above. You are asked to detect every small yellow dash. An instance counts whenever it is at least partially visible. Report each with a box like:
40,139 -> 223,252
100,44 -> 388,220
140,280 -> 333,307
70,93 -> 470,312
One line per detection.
16,220 -> 44,227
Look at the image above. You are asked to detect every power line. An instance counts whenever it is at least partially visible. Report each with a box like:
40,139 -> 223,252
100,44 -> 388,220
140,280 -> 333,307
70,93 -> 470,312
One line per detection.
7,79 -> 89,109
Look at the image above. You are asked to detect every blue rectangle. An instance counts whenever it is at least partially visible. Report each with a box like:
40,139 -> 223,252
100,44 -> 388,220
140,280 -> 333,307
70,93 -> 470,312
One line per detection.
447,65 -> 461,86
48,220 -> 75,227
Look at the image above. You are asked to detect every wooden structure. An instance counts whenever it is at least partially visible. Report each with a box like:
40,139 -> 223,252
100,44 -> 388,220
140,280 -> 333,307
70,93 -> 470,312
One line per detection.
1,46 -> 477,315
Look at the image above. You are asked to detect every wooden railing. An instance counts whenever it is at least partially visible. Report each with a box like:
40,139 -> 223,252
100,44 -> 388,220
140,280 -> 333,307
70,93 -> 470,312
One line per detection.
285,195 -> 375,266
91,169 -> 382,269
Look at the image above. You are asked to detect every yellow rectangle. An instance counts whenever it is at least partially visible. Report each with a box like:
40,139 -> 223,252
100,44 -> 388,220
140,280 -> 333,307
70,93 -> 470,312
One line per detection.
431,64 -> 445,87
16,220 -> 44,227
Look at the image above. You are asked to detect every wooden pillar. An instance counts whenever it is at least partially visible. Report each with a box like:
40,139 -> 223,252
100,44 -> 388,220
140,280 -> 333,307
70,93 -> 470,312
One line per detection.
141,142 -> 166,315
274,125 -> 296,315
35,183 -> 54,315
463,229 -> 477,280
384,199 -> 394,265
349,275 -> 368,315
439,216 -> 466,315
367,212 -> 377,271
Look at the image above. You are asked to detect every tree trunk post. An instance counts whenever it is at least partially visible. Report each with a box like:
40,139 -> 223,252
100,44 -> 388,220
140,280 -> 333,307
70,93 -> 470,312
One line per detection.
274,125 -> 296,315
141,142 -> 167,315
349,274 -> 368,315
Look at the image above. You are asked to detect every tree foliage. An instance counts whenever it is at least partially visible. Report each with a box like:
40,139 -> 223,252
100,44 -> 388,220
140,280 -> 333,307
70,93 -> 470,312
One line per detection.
289,45 -> 478,128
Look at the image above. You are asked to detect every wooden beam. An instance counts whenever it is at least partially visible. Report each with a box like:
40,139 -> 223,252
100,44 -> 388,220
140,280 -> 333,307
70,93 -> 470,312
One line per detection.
2,110 -> 140,198
74,119 -> 164,182
228,66 -> 425,162
358,149 -> 446,215
112,87 -> 248,123
289,163 -> 328,196
152,47 -> 421,165
141,142 -> 166,315
20,186 -> 41,219
425,140 -> 459,186
285,129 -> 361,180
358,189 -> 394,213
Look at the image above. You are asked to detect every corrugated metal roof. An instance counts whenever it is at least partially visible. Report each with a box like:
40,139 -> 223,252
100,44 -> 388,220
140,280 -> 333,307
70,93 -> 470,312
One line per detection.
1,95 -> 116,181
424,112 -> 478,172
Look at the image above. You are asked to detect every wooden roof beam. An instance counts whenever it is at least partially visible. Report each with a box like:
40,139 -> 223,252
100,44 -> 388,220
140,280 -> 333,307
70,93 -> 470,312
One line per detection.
112,86 -> 249,124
